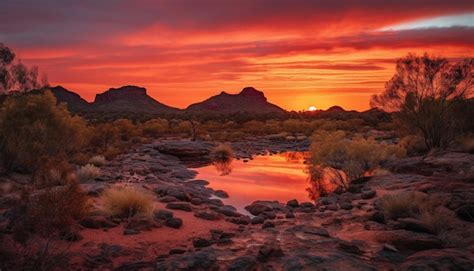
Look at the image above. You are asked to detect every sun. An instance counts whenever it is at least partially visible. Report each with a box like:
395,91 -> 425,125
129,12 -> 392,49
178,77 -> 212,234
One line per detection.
308,106 -> 317,111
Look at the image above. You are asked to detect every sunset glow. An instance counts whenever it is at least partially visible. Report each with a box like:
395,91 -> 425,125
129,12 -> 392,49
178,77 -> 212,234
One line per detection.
1,1 -> 472,110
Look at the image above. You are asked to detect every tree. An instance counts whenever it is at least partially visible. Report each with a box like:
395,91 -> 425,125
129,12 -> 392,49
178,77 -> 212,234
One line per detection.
371,54 -> 473,149
0,43 -> 47,94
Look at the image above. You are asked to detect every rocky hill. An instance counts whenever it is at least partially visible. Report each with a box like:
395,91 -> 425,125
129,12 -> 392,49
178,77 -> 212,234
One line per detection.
186,87 -> 286,114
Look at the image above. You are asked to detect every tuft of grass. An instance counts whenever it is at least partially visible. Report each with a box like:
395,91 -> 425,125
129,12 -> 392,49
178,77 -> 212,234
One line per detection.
460,136 -> 474,153
101,186 -> 154,218
418,207 -> 453,234
76,164 -> 100,183
372,168 -> 392,177
88,155 -> 107,167
211,144 -> 234,162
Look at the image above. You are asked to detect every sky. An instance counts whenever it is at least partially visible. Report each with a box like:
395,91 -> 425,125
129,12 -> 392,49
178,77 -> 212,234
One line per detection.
1,1 -> 473,111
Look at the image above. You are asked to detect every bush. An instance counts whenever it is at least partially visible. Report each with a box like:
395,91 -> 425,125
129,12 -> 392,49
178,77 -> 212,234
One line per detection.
101,186 -> 154,218
210,144 -> 234,162
0,91 -> 88,172
459,135 -> 474,153
141,118 -> 168,137
309,130 -> 405,182
76,164 -> 100,183
88,155 -> 107,167
381,192 -> 452,234
398,135 -> 427,155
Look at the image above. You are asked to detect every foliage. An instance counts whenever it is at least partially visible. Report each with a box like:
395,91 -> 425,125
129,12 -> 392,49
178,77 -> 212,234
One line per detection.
141,118 -> 168,137
371,54 -> 473,149
101,185 -> 154,218
0,91 -> 88,172
309,130 -> 405,182
0,43 -> 47,94
76,164 -> 101,183
211,144 -> 234,162
88,155 -> 107,167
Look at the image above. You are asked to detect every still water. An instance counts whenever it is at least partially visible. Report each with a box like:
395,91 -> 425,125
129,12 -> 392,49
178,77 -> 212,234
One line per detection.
195,152 -> 312,213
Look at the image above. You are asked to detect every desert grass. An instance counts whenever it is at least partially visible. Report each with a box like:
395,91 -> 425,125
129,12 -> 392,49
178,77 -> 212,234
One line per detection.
101,186 -> 154,218
88,155 -> 107,167
76,164 -> 101,183
211,144 -> 234,162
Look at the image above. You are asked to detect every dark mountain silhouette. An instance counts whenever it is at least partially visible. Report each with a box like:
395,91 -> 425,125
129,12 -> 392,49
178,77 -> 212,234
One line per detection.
91,85 -> 181,114
186,87 -> 286,114
49,86 -> 90,111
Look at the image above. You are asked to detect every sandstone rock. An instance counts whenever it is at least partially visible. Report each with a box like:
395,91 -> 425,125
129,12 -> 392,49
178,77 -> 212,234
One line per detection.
214,205 -> 241,217
375,230 -> 443,252
257,243 -> 284,262
215,190 -> 229,198
400,249 -> 474,271
340,202 -> 353,210
125,216 -> 159,232
193,237 -> 212,248
337,240 -> 363,255
300,202 -> 315,208
245,201 -> 275,215
166,202 -> 192,212
286,199 -> 299,208
228,255 -> 258,271
165,217 -> 183,229
153,209 -> 174,220
155,247 -> 217,270
361,190 -> 376,199
251,215 -> 265,225
159,196 -> 178,203
80,216 -> 118,229
190,197 -> 203,205
194,210 -> 221,221
398,217 -> 433,234
226,216 -> 251,225
262,221 -> 275,229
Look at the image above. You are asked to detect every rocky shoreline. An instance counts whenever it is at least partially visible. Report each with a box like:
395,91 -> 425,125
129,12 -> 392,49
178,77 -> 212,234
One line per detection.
3,138 -> 472,270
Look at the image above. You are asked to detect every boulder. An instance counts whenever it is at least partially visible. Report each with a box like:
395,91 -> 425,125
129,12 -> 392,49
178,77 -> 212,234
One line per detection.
251,215 -> 265,225
80,216 -> 118,229
215,190 -> 229,198
164,217 -> 183,229
125,216 -> 159,232
153,209 -> 174,220
361,190 -> 376,199
455,205 -> 474,222
257,243 -> 284,262
155,247 -> 217,270
228,255 -> 258,271
194,210 -> 221,221
193,237 -> 212,248
286,199 -> 299,208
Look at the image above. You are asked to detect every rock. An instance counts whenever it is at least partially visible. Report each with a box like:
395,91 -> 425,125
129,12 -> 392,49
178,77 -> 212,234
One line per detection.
375,230 -> 443,252
166,202 -> 192,212
159,196 -> 178,203
190,198 -> 203,205
193,237 -> 212,248
400,249 -> 474,271
187,179 -> 209,186
169,248 -> 186,255
125,216 -> 159,232
286,199 -> 299,208
153,209 -> 174,220
364,221 -> 388,231
299,202 -> 315,208
340,202 -> 353,210
81,183 -> 108,196
398,217 -> 433,234
228,255 -> 258,271
338,240 -> 363,255
286,225 -> 330,237
369,211 -> 385,223
166,189 -> 191,202
245,201 -> 275,215
226,216 -> 251,225
215,190 -> 229,198
164,217 -> 183,229
262,211 -> 276,219
257,243 -> 284,262
251,215 -> 265,225
326,204 -> 339,211
194,210 -> 221,221
455,205 -> 474,222
155,247 -> 217,271
285,212 -> 295,219
213,205 -> 241,217
61,225 -> 83,242
123,229 -> 139,235
80,216 -> 118,229
361,190 -> 376,199
262,221 -> 275,229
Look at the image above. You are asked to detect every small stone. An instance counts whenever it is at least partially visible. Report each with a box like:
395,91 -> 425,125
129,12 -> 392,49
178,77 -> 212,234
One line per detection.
262,221 -> 275,229
165,217 -> 183,229
193,238 -> 212,248
154,209 -> 174,220
195,210 -> 221,221
159,196 -> 178,203
361,190 -> 376,199
190,198 -> 203,205
300,202 -> 315,208
215,190 -> 229,198
285,212 -> 295,219
455,205 -> 474,222
340,202 -> 353,210
251,215 -> 265,225
228,255 -> 258,271
169,248 -> 187,255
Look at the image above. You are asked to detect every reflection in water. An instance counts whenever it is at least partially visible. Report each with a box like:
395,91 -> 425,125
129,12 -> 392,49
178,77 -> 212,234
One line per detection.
195,152 -> 311,213
306,166 -> 349,200
213,159 -> 233,176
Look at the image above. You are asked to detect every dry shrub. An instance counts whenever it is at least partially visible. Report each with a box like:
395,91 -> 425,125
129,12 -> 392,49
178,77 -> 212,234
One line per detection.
88,155 -> 107,167
398,135 -> 428,155
382,192 -> 452,234
102,186 -> 154,218
76,164 -> 100,183
32,158 -> 75,189
103,146 -> 123,160
141,118 -> 168,137
211,144 -> 234,162
372,168 -> 392,177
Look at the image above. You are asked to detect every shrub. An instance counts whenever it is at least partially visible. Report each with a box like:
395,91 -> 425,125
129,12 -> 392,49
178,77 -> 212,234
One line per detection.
0,91 -> 88,172
101,186 -> 154,218
309,130 -> 405,182
211,144 -> 234,162
381,192 -> 452,234
398,135 -> 427,155
88,155 -> 107,167
459,135 -> 474,153
141,118 -> 168,137
76,164 -> 100,183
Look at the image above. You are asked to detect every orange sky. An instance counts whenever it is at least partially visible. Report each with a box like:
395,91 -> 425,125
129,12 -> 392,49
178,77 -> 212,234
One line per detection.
1,1 -> 473,111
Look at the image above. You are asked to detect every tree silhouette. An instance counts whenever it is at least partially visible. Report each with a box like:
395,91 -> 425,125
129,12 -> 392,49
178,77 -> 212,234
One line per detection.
371,54 -> 473,149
